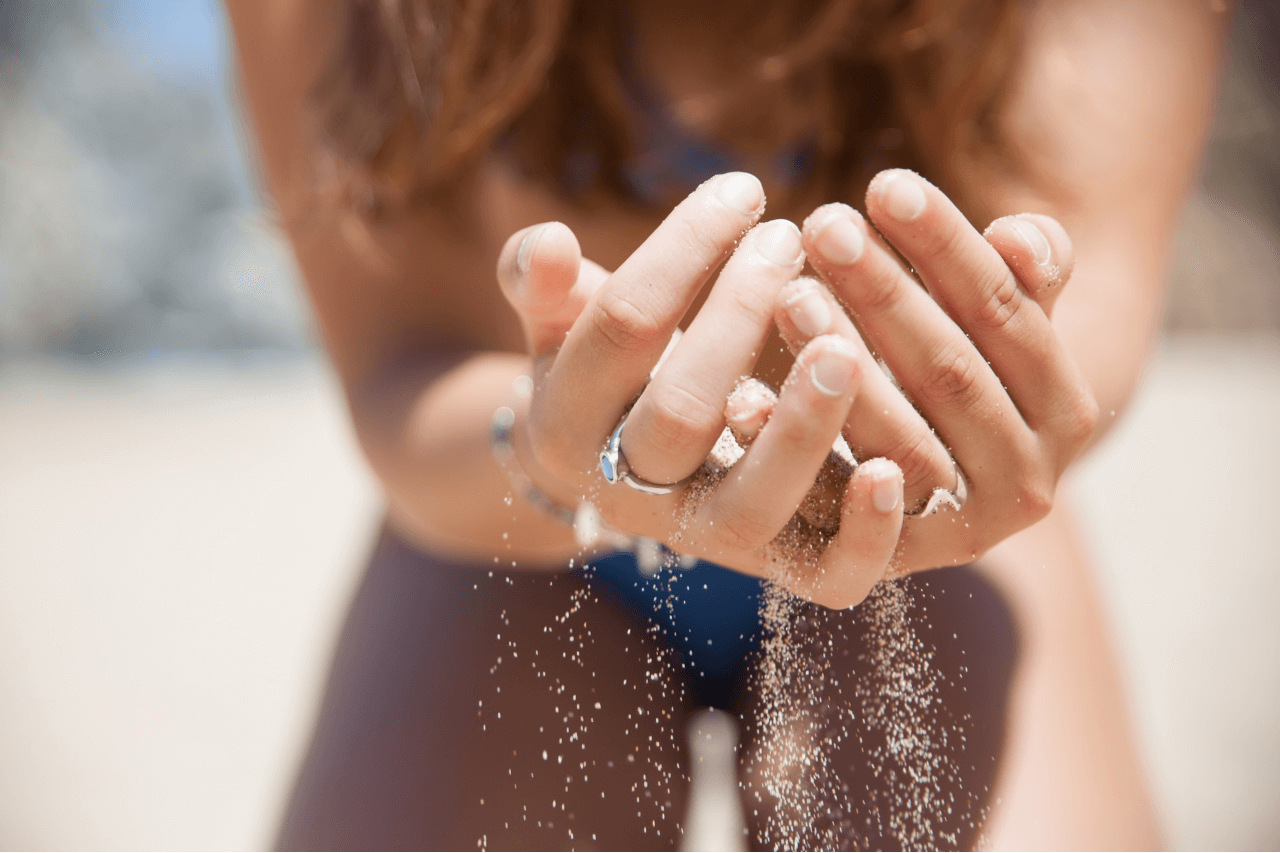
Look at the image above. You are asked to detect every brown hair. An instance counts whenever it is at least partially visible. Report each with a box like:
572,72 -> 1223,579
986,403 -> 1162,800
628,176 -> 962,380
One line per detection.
313,0 -> 1025,218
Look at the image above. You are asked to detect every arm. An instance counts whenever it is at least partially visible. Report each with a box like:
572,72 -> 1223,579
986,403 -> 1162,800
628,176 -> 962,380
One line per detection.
230,0 -> 920,607
761,0 -> 1229,577
227,1 -> 578,565
226,0 -> 1225,600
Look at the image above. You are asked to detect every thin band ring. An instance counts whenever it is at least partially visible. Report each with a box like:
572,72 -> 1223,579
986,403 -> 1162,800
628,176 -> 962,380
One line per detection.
599,409 -> 696,495
903,461 -> 968,518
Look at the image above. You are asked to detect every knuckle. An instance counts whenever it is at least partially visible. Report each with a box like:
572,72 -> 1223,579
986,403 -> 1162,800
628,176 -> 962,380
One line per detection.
715,505 -> 776,552
855,268 -> 908,316
774,411 -> 831,457
918,343 -> 983,410
591,289 -> 665,353
1064,392 -> 1100,446
932,212 -> 971,261
885,427 -> 948,494
726,280 -> 777,327
1015,477 -> 1055,522
970,269 -> 1026,333
671,211 -> 730,262
644,385 -> 722,451
1003,446 -> 1056,523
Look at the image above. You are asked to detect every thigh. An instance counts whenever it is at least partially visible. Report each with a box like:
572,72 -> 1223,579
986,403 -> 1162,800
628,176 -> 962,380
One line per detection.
977,502 -> 1161,849
738,566 -> 1019,851
277,528 -> 693,851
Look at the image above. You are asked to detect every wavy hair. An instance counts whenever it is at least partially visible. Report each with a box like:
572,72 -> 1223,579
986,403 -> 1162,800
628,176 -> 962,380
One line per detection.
312,0 -> 1025,218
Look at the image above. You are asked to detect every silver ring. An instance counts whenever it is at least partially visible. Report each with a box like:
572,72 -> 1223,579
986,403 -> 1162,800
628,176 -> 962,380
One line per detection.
903,462 -> 968,518
599,409 -> 695,495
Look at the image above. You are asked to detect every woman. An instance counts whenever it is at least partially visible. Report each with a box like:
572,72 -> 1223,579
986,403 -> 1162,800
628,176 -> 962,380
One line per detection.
228,0 -> 1225,847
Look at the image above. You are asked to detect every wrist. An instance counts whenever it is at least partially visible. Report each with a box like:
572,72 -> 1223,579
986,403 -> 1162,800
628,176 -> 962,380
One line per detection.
491,379 -> 576,528
355,353 -> 582,566
493,374 -> 633,552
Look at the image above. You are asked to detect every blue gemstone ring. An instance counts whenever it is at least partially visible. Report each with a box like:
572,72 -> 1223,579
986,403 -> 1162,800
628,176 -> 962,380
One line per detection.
599,409 -> 696,496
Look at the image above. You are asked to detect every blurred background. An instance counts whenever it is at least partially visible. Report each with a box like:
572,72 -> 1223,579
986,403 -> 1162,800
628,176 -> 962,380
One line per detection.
0,0 -> 1276,848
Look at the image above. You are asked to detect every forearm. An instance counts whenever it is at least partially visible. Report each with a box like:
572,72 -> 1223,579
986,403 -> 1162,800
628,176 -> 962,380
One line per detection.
1052,233 -> 1168,448
350,350 -> 581,568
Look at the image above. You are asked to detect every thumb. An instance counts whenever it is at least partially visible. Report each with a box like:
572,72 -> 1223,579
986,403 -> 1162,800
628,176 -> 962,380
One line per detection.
497,222 -> 610,355
983,213 -> 1075,318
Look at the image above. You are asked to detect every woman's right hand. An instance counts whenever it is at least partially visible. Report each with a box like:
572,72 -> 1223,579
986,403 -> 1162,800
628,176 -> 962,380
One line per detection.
494,173 -> 956,608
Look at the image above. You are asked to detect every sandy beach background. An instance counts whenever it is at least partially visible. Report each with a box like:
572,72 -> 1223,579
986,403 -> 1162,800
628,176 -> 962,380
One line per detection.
1,1 -> 1277,848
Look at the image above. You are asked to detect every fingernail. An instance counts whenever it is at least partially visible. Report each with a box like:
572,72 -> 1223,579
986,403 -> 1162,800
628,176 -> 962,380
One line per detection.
859,458 -> 902,513
878,172 -> 927,222
784,286 -> 832,337
515,224 -> 547,280
1010,218 -> 1052,265
726,404 -> 768,441
809,337 -> 858,397
717,172 -> 765,215
726,382 -> 774,442
813,214 -> 865,264
756,220 -> 803,266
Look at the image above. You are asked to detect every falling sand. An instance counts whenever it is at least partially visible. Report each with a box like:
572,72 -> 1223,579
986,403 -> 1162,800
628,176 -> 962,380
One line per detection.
482,412 -> 984,850
679,418 -> 979,850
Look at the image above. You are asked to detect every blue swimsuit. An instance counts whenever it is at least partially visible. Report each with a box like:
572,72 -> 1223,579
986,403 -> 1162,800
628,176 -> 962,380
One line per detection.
571,45 -> 817,710
580,552 -> 766,708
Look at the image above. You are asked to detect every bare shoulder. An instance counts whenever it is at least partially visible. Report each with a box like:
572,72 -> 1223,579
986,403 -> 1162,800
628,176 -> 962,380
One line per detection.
224,0 -> 336,227
985,0 -> 1230,229
225,1 -> 524,385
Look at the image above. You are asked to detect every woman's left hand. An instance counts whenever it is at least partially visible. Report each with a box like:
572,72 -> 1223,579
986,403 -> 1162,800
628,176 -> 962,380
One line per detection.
784,169 -> 1099,574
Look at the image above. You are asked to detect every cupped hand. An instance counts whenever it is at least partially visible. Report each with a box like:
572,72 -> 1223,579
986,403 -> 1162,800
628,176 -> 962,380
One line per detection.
785,169 -> 1098,575
493,169 -> 1095,606
495,173 -> 946,608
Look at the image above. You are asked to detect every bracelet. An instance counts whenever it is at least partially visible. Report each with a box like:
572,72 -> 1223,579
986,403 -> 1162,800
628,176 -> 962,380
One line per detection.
490,397 -> 579,529
490,375 -> 675,560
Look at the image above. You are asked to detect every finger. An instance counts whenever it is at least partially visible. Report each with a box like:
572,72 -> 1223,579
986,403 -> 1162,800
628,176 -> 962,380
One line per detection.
496,222 -> 611,355
534,172 -> 766,475
790,458 -> 904,610
724,377 -> 857,533
694,335 -> 860,559
862,170 -> 1093,440
622,219 -> 803,484
804,201 -> 1030,472
982,213 -> 1075,317
774,275 -> 955,509
725,378 -> 776,446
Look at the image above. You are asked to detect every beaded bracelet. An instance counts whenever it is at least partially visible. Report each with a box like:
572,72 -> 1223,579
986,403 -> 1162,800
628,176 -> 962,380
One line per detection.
490,375 -> 686,563
490,402 -> 578,528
